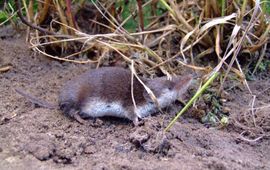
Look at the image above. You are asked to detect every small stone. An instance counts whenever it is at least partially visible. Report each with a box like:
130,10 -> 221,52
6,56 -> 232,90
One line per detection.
27,143 -> 52,161
5,156 -> 18,163
222,106 -> 231,113
84,145 -> 97,154
142,135 -> 171,155
129,129 -> 149,147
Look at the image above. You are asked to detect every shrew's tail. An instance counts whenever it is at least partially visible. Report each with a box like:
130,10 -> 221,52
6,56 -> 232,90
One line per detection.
15,88 -> 57,109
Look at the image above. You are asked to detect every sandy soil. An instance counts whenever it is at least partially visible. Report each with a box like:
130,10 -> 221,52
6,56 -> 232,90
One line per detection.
0,33 -> 270,170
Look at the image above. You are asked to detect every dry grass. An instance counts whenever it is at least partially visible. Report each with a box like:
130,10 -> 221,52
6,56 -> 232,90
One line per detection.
13,0 -> 267,76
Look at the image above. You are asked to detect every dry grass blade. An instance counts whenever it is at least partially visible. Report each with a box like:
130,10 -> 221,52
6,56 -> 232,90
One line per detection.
181,13 -> 238,73
54,0 -> 69,35
199,13 -> 237,34
130,62 -> 162,113
37,0 -> 51,24
168,0 -> 193,31
214,25 -> 222,59
220,0 -> 261,92
130,61 -> 138,111
0,66 -> 11,72
252,42 -> 268,74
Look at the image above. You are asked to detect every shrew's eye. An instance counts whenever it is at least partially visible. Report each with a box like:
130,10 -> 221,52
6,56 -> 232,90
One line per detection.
166,82 -> 174,90
168,84 -> 174,90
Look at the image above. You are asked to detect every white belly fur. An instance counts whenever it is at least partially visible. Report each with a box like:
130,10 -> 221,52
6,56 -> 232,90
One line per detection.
135,103 -> 156,118
81,98 -> 130,118
81,89 -> 178,119
136,90 -> 178,118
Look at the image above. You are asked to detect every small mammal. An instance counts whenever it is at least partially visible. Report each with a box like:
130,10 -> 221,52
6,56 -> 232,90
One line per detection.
16,67 -> 193,124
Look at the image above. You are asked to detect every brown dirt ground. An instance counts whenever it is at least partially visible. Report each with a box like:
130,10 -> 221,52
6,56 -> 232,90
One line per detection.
0,31 -> 270,170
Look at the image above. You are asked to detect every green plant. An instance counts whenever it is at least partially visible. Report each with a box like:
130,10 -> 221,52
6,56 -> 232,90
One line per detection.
0,10 -> 8,23
201,92 -> 228,126
0,1 -> 17,25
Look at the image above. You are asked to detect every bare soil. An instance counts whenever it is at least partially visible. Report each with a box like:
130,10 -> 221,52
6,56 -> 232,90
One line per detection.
0,32 -> 270,170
